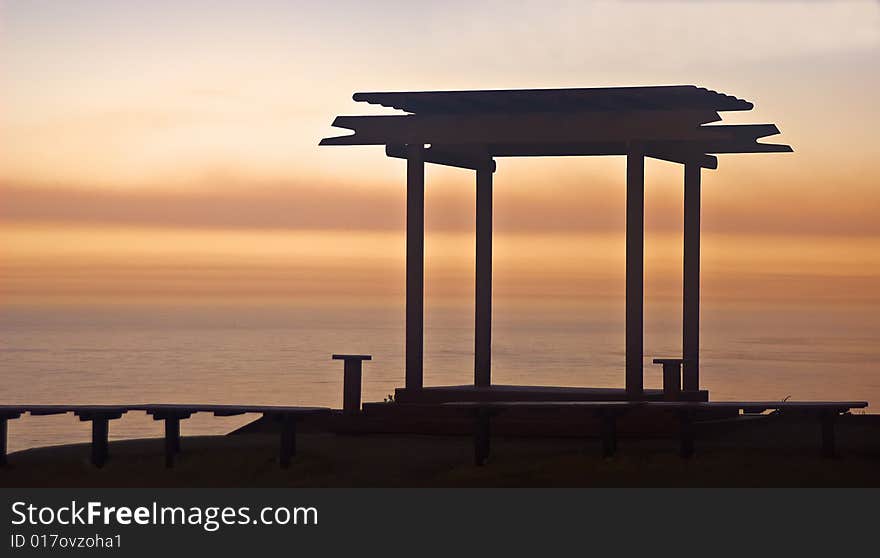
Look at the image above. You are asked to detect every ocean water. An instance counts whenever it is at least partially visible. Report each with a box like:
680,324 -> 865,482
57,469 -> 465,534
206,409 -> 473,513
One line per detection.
1,302 -> 878,452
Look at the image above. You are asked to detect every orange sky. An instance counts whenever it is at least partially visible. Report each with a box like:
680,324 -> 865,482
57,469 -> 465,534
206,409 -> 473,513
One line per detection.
1,1 -> 879,307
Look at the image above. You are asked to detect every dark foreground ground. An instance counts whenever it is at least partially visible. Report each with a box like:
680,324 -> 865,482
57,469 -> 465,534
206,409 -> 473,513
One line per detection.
3,415 -> 879,487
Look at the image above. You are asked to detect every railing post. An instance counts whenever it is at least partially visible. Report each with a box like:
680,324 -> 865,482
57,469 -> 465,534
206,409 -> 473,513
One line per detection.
332,354 -> 372,414
91,417 -> 109,468
75,408 -> 125,468
164,416 -> 181,468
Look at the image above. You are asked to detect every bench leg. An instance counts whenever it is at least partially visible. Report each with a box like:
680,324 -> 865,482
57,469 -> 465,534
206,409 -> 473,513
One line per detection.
474,409 -> 491,466
279,416 -> 297,469
821,413 -> 837,459
600,412 -> 617,458
91,418 -> 109,468
0,418 -> 7,467
679,412 -> 694,459
164,417 -> 181,468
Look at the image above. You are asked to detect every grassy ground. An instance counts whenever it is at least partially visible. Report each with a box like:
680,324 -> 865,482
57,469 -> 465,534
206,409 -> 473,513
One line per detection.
3,429 -> 879,487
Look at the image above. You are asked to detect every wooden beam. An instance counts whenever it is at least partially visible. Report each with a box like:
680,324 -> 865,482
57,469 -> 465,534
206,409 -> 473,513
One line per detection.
488,138 -> 784,161
658,124 -> 792,154
320,110 -> 723,146
650,151 -> 717,169
396,141 -> 715,169
386,144 -> 495,171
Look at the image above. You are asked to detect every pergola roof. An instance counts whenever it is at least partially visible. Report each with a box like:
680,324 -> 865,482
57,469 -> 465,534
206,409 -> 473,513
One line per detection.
352,85 -> 754,114
320,85 -> 792,170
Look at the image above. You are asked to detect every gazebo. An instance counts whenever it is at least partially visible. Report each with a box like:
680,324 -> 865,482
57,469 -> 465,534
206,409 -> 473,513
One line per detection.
320,85 -> 791,403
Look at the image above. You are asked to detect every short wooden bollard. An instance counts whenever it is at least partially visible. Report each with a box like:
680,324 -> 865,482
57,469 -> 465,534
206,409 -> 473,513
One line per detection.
332,354 -> 372,414
652,358 -> 683,401
92,418 -> 109,467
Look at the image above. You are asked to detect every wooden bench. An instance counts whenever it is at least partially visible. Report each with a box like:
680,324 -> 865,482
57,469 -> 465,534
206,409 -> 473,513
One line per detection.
443,400 -> 868,465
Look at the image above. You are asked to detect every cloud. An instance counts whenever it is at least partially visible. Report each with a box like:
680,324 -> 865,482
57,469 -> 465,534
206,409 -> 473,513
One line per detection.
2,176 -> 880,237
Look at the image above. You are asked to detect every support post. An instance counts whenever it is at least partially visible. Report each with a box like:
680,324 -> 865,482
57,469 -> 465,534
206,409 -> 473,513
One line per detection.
164,417 -> 180,468
332,354 -> 372,414
91,417 -> 109,468
474,408 -> 491,466
683,163 -> 701,392
626,149 -> 645,399
474,162 -> 494,387
406,144 -> 425,390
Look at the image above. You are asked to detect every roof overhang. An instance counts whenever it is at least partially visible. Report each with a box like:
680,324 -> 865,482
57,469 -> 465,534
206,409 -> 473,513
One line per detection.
320,86 -> 792,170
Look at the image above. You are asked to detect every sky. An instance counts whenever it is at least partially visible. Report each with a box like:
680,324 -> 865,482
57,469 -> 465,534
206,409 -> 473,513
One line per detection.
1,0 -> 879,307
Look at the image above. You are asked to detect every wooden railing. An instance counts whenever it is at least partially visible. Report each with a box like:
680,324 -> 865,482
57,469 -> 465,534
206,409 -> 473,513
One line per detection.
0,404 -> 329,469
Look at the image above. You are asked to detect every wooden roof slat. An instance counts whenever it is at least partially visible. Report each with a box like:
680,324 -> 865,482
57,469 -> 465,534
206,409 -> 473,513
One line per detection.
321,86 -> 791,165
320,114 -> 789,156
352,85 -> 753,114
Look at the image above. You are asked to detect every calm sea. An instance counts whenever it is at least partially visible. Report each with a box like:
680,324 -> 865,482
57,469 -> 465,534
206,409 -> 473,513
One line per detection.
1,302 -> 878,452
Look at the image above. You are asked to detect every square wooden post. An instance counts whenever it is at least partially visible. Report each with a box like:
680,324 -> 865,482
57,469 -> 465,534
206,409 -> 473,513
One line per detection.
626,149 -> 645,399
474,163 -> 493,387
406,144 -> 425,390
683,162 -> 701,392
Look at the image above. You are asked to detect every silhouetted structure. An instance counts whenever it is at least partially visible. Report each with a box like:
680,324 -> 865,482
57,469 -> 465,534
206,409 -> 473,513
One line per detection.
0,405 -> 329,469
447,400 -> 865,464
321,85 -> 792,401
333,354 -> 372,414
